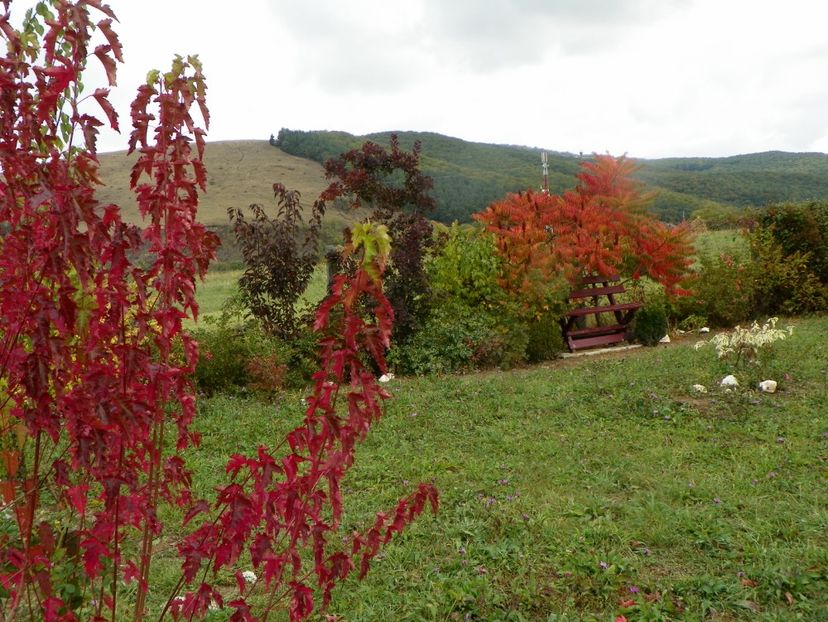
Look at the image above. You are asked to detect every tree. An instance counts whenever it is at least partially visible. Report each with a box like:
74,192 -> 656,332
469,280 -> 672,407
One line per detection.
0,4 -> 435,620
228,183 -> 324,338
476,155 -> 695,301
319,135 -> 436,343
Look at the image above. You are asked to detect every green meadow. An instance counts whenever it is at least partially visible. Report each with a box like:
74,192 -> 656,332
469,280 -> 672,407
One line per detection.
178,263 -> 827,621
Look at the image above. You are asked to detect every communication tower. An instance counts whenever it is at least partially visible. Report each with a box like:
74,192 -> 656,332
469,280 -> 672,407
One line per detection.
541,151 -> 549,194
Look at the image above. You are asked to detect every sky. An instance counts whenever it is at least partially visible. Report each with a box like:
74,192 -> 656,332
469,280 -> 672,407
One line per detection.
10,0 -> 828,158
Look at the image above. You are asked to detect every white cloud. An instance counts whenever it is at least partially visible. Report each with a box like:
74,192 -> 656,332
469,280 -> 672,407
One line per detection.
6,0 -> 828,157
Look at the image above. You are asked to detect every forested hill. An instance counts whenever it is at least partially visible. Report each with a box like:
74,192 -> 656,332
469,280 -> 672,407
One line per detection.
275,129 -> 828,223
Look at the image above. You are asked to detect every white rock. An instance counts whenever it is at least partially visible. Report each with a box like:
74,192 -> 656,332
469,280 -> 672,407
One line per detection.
659,334 -> 671,343
699,327 -> 710,333
378,373 -> 395,383
720,374 -> 739,387
758,379 -> 778,393
691,384 -> 708,393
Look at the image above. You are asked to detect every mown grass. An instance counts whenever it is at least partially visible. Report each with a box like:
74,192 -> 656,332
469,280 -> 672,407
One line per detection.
152,314 -> 828,621
193,264 -> 329,324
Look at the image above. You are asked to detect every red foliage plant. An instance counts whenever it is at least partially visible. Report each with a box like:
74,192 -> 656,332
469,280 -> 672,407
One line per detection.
318,136 -> 436,343
0,2 -> 436,621
475,155 -> 695,300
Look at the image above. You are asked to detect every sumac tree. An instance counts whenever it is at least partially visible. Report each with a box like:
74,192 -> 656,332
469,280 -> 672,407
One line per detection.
476,155 -> 695,300
319,135 -> 436,343
0,3 -> 435,620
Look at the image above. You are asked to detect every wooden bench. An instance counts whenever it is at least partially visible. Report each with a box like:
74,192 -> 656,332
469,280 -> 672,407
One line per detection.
560,275 -> 642,352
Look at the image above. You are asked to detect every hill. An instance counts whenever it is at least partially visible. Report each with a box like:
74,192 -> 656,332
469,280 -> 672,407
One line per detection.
96,140 -> 365,257
96,134 -> 828,235
275,129 -> 828,223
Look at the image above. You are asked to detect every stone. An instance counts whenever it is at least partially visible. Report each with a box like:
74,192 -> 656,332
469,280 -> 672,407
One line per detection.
692,384 -> 707,393
720,374 -> 739,387
758,379 -> 778,393
699,327 -> 710,333
659,334 -> 671,343
378,373 -> 395,383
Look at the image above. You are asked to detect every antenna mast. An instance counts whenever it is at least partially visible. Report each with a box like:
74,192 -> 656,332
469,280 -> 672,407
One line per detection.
541,151 -> 549,194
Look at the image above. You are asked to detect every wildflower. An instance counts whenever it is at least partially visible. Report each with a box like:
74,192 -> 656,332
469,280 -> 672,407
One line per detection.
629,585 -> 640,594
599,561 -> 609,570
242,570 -> 257,583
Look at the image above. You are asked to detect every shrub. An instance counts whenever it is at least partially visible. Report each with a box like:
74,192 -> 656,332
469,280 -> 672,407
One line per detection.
427,224 -> 507,308
633,302 -> 668,346
390,302 -> 528,375
757,201 -> 828,285
319,135 -> 436,344
695,317 -> 793,369
677,251 -> 756,327
228,184 -> 323,338
525,312 -> 565,362
747,228 -> 828,316
193,317 -> 319,395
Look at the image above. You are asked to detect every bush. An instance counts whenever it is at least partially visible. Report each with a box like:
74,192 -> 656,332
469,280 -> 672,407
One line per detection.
192,314 -> 319,395
747,229 -> 828,316
675,250 -> 756,327
525,312 -> 565,362
633,302 -> 668,346
390,303 -> 528,375
757,201 -> 828,285
427,223 -> 506,309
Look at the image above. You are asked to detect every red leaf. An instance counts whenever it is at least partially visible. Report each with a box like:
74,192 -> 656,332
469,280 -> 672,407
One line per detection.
92,88 -> 119,131
65,484 -> 89,514
289,583 -> 314,622
85,0 -> 118,19
96,18 -> 123,62
94,44 -> 117,86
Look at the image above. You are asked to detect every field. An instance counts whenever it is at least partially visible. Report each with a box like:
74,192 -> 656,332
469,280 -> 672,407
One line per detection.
178,259 -> 828,621
177,317 -> 827,621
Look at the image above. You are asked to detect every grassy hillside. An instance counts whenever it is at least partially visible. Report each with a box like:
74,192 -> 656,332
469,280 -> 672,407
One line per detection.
96,140 -> 365,258
98,135 -> 828,246
276,129 -> 828,223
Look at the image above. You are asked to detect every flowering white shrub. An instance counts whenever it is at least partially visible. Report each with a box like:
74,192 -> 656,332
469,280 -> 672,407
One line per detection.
694,317 -> 793,367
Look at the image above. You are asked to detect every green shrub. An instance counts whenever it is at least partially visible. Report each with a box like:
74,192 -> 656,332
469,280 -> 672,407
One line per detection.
192,323 -> 258,395
758,201 -> 828,285
747,228 -> 828,316
390,302 -> 528,375
675,250 -> 756,327
192,316 -> 319,395
427,223 -> 506,309
525,312 -> 565,362
633,302 -> 668,346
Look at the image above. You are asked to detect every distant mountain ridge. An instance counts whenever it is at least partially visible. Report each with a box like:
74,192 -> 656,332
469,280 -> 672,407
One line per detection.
275,129 -> 828,223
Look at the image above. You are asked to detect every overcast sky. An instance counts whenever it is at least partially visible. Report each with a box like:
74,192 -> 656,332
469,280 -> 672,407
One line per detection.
12,0 -> 828,158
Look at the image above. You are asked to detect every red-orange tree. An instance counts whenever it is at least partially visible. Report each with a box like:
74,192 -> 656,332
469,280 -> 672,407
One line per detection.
475,155 -> 694,300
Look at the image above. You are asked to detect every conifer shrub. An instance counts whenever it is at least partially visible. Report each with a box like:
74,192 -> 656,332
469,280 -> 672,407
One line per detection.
525,312 -> 565,362
633,302 -> 668,346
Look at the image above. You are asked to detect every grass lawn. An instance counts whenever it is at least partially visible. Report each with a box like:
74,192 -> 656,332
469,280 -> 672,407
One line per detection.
154,314 -> 828,621
193,264 -> 329,324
